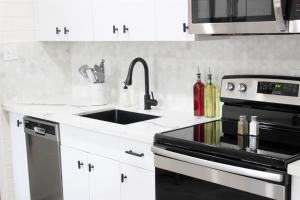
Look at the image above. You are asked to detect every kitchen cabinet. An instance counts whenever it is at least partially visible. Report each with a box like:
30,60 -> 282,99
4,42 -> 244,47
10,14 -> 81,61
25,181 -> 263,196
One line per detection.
60,146 -> 89,200
88,154 -> 121,200
121,164 -> 155,200
37,0 -> 93,41
9,113 -> 30,200
155,0 -> 194,41
93,0 -> 155,41
37,0 -> 194,41
61,145 -> 155,200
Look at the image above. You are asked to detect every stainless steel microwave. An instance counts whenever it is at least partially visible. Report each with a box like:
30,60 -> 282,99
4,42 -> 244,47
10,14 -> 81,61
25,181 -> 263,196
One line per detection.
188,0 -> 300,34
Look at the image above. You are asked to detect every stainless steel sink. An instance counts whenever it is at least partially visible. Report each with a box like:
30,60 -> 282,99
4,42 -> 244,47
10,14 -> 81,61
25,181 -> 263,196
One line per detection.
79,109 -> 160,125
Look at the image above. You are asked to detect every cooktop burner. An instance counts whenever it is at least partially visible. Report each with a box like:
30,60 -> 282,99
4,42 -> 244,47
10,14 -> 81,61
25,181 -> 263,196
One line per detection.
154,120 -> 300,170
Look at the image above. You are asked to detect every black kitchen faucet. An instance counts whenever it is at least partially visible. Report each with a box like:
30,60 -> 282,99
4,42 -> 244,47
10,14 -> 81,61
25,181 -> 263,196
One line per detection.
124,57 -> 158,110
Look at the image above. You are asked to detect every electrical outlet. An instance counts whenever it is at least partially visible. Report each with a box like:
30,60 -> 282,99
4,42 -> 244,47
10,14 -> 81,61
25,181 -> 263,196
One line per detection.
3,44 -> 18,61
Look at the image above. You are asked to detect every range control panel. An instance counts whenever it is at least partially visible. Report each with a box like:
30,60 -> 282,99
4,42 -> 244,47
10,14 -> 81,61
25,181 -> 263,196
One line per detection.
221,76 -> 300,106
257,81 -> 299,97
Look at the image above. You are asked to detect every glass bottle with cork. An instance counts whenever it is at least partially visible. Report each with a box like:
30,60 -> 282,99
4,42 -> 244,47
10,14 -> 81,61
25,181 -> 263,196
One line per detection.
193,67 -> 205,116
204,68 -> 220,118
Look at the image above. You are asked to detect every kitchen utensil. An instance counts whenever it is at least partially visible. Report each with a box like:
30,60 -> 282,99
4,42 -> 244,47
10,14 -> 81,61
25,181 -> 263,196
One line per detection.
78,65 -> 90,82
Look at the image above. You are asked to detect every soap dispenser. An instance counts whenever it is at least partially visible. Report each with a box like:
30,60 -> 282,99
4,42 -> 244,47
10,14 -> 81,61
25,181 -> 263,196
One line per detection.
193,67 -> 205,116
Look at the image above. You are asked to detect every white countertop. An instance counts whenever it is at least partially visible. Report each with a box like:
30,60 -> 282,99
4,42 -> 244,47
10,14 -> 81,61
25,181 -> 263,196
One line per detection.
2,103 -> 218,144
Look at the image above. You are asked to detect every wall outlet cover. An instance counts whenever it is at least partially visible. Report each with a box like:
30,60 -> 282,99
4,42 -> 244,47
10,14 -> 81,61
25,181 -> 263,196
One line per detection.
3,44 -> 18,61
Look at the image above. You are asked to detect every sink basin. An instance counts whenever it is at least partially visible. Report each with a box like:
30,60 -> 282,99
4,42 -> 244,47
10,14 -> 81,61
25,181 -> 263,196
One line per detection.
79,109 -> 160,125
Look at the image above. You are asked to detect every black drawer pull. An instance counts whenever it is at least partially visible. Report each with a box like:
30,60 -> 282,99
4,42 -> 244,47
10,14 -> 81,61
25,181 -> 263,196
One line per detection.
113,25 -> 118,34
183,23 -> 189,33
121,173 -> 127,183
88,163 -> 94,172
17,120 -> 23,127
77,161 -> 84,169
56,27 -> 61,35
125,150 -> 144,157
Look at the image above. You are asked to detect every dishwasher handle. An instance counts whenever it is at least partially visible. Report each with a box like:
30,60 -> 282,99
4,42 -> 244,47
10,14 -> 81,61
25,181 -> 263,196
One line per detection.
34,127 -> 46,136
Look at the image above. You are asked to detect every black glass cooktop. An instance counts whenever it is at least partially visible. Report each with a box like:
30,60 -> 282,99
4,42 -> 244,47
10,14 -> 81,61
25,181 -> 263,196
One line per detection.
154,121 -> 300,170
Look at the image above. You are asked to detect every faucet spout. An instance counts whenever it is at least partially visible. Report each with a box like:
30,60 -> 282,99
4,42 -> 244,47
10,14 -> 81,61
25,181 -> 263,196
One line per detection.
123,57 -> 157,110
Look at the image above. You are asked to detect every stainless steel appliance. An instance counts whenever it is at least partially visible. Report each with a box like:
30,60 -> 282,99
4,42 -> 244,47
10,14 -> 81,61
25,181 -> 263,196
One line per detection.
189,0 -> 300,34
153,75 -> 300,200
24,117 -> 63,200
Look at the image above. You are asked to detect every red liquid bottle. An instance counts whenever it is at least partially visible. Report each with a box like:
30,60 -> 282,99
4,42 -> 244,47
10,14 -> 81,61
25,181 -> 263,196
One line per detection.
193,68 -> 204,116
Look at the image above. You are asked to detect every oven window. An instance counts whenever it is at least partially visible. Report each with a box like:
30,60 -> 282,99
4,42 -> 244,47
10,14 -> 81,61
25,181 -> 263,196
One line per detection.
192,0 -> 275,23
156,168 -> 274,200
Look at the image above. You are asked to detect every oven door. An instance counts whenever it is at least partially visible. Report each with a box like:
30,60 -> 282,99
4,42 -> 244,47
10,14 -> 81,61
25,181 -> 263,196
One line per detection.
289,0 -> 300,33
152,146 -> 288,200
189,0 -> 287,34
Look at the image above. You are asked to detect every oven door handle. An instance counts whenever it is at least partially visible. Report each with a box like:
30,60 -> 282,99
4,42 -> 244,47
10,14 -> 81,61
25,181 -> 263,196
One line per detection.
151,146 -> 284,183
273,0 -> 286,32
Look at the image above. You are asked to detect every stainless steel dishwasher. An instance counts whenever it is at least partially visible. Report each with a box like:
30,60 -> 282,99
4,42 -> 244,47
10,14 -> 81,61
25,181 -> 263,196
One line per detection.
24,117 -> 63,200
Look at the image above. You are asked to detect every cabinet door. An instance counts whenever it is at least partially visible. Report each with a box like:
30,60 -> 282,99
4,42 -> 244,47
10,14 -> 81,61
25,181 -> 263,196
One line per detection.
121,164 -> 155,200
37,0 -> 65,41
121,0 -> 155,41
64,0 -> 94,41
61,146 -> 89,200
9,113 -> 30,200
93,0 -> 122,41
88,154 -> 121,200
155,0 -> 194,41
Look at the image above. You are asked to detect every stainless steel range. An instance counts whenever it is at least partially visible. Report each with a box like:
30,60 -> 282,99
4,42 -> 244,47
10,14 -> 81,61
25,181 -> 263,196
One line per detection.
152,75 -> 300,200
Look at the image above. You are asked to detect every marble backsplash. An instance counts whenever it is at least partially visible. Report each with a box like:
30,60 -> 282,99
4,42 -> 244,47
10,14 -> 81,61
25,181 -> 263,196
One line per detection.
69,35 -> 300,111
0,42 -> 72,104
1,34 -> 300,109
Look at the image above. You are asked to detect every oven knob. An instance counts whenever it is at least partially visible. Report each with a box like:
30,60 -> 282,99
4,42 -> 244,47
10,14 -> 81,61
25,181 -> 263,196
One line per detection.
226,82 -> 235,91
238,83 -> 247,92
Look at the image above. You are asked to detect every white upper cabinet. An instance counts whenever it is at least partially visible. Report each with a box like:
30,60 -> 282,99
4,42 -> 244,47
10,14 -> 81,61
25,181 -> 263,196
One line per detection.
37,0 -> 194,41
120,0 -> 155,41
155,0 -> 194,41
64,0 -> 94,41
93,0 -> 122,41
93,0 -> 155,41
37,0 -> 93,41
37,0 -> 65,41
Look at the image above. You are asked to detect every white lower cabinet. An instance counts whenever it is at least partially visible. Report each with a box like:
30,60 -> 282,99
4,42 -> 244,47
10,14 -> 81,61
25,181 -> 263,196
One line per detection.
61,146 -> 89,200
120,164 -> 155,200
9,113 -> 31,200
88,154 -> 121,200
61,145 -> 155,200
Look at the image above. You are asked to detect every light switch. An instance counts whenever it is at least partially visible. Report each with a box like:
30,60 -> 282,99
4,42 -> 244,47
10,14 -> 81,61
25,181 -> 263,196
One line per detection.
3,44 -> 18,61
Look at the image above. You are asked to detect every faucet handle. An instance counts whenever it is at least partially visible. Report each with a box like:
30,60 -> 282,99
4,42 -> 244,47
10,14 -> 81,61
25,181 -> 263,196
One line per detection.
151,92 -> 155,100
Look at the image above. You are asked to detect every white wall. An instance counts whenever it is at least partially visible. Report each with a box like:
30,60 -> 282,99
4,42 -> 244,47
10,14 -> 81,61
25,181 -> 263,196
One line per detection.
0,0 -> 36,43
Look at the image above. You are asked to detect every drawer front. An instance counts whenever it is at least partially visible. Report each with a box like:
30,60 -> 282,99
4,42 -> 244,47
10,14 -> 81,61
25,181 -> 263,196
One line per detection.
60,125 -> 154,171
120,140 -> 154,171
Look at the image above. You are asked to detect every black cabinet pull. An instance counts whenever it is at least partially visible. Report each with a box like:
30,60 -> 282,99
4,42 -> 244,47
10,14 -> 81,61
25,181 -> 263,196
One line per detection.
183,23 -> 189,33
113,25 -> 118,34
56,27 -> 61,35
121,173 -> 127,183
77,161 -> 84,169
123,25 -> 129,33
88,163 -> 94,172
17,120 -> 22,127
64,27 -> 69,35
125,150 -> 144,157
